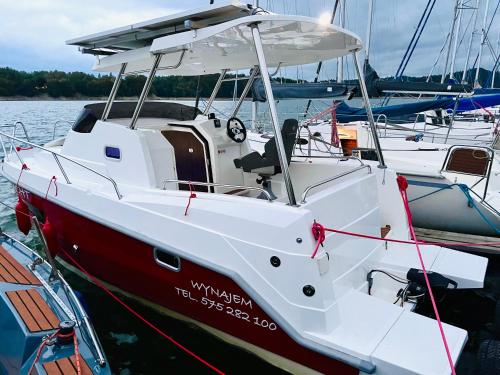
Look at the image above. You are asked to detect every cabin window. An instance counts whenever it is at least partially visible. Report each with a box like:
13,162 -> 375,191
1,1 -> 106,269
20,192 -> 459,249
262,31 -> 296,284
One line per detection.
105,146 -> 121,160
154,248 -> 181,272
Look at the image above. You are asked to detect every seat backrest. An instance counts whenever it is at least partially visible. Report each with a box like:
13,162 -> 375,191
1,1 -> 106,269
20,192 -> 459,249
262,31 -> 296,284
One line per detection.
263,119 -> 299,166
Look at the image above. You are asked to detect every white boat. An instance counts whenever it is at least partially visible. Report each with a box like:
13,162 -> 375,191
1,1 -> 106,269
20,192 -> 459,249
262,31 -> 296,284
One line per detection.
0,2 -> 489,374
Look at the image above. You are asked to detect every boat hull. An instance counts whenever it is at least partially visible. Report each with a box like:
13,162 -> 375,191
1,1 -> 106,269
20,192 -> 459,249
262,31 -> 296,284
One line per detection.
404,175 -> 500,237
25,192 -> 358,375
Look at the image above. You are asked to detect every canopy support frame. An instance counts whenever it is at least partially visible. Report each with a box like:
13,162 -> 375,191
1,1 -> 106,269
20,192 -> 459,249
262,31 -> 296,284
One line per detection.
251,23 -> 297,206
352,51 -> 386,168
230,66 -> 260,118
130,54 -> 163,130
204,69 -> 228,115
102,63 -> 127,121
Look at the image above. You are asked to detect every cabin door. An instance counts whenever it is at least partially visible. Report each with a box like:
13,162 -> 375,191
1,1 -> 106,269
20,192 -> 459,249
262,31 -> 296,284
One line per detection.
162,130 -> 209,192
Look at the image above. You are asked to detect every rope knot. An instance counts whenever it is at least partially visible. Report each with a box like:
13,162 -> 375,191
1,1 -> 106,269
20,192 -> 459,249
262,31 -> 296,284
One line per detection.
311,221 -> 326,259
184,182 -> 197,216
396,175 -> 408,192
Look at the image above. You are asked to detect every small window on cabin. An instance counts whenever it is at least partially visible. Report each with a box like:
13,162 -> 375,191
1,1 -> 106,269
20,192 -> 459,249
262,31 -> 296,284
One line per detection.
154,248 -> 181,271
105,146 -> 121,160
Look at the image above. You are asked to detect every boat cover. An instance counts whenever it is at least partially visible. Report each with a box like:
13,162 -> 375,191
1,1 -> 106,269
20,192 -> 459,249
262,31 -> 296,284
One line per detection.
333,98 -> 455,122
444,94 -> 500,112
251,79 -> 349,102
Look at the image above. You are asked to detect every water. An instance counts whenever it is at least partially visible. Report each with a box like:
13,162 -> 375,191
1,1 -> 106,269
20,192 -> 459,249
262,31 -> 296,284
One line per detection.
0,100 -> 497,374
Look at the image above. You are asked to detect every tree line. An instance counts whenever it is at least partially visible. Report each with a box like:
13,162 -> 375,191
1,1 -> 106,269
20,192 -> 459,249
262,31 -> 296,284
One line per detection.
0,66 -> 497,99
0,68 -> 293,99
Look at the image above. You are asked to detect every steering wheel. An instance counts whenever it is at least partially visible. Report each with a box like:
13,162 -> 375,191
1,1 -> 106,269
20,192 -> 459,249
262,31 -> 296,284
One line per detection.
227,117 -> 247,143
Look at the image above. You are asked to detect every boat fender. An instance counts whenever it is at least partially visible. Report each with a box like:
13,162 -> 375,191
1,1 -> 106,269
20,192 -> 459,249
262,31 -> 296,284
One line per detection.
15,197 -> 32,235
42,217 -> 58,257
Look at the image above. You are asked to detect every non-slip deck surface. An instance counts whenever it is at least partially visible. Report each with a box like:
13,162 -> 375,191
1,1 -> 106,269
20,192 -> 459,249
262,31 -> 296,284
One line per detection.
43,355 -> 93,375
0,245 -> 41,285
6,289 -> 60,332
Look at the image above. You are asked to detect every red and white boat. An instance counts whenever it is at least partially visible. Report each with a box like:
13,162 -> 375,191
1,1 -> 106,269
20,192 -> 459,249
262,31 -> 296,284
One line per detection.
0,2 -> 489,374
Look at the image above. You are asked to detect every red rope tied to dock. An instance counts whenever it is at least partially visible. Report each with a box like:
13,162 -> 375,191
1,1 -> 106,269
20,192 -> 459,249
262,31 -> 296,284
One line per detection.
311,221 -> 325,259
397,175 -> 456,375
184,182 -> 197,216
44,176 -> 58,199
60,248 -> 225,375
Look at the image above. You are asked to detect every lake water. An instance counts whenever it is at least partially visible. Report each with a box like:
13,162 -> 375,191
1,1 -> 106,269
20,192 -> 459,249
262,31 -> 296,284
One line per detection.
0,100 -> 496,374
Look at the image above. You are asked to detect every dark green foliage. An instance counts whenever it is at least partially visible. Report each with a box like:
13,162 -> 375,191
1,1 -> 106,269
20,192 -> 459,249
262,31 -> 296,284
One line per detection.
0,68 -> 270,99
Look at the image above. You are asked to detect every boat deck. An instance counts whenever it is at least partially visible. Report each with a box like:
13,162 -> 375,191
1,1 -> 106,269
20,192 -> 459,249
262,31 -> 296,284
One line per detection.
0,245 -> 41,285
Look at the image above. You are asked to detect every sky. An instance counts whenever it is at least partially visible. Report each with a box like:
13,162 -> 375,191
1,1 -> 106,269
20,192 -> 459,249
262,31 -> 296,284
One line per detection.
0,0 -> 498,80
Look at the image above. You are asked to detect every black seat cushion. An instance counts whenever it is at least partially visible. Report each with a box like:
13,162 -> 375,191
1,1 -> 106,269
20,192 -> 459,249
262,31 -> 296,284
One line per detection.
234,119 -> 298,174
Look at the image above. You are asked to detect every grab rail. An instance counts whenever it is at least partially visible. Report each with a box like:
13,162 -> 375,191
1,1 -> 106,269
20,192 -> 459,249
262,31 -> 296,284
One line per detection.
301,165 -> 372,203
52,120 -> 73,140
375,114 -> 387,137
162,179 -> 273,202
0,132 -> 123,200
440,144 -> 494,201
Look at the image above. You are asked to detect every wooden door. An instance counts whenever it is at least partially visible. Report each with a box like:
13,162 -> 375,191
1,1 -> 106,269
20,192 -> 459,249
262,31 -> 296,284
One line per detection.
163,130 -> 209,192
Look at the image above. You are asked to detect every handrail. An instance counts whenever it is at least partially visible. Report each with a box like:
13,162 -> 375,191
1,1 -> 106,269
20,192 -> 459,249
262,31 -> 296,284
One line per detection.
440,144 -> 494,201
292,153 -> 365,166
301,165 -> 372,203
52,120 -> 73,140
375,114 -> 387,137
0,132 -> 123,200
162,179 -> 273,202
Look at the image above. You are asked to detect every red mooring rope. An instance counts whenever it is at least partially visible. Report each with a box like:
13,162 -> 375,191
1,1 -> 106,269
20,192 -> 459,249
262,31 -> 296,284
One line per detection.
60,248 -> 225,375
184,182 -> 197,216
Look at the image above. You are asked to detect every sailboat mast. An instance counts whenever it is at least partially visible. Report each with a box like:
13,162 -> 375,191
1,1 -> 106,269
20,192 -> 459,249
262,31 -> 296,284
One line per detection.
462,0 -> 480,83
337,0 -> 346,83
449,0 -> 463,80
492,30 -> 500,88
474,0 -> 490,86
442,0 -> 461,83
364,0 -> 374,69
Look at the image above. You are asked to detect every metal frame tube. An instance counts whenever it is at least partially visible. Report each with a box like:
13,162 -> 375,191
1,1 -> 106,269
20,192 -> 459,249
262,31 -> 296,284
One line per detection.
204,69 -> 228,115
352,51 -> 386,168
130,54 -> 163,130
102,63 -> 127,121
230,66 -> 259,118
251,24 -> 297,206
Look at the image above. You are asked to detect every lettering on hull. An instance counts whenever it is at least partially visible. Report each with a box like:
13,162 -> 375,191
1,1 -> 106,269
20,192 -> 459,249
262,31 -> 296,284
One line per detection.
175,280 -> 277,331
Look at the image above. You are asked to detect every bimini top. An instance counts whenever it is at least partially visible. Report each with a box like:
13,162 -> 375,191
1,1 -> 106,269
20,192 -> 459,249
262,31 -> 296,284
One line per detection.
67,5 -> 362,76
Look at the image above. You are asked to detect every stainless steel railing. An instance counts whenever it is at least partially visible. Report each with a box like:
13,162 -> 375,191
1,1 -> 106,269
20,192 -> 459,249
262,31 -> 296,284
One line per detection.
52,120 -> 73,140
0,132 -> 123,200
440,144 -> 495,201
162,179 -> 273,202
301,164 -> 372,203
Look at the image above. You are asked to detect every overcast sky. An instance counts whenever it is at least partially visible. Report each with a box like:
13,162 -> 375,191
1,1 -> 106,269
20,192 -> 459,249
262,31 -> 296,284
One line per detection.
0,0 -> 498,80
